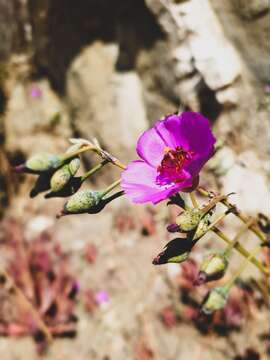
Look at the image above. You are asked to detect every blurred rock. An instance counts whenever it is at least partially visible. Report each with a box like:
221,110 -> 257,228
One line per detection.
66,42 -> 148,161
0,0 -> 30,62
182,0 -> 241,90
216,86 -> 239,107
146,0 -> 270,157
207,146 -> 236,176
5,77 -> 71,156
211,0 -> 270,84
222,151 -> 270,213
233,0 -> 270,20
25,215 -> 54,239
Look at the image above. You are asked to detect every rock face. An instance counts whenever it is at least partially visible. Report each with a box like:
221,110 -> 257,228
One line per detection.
5,77 -> 71,156
232,0 -> 270,20
66,42 -> 148,162
1,0 -> 270,202
221,151 -> 270,214
145,0 -> 270,159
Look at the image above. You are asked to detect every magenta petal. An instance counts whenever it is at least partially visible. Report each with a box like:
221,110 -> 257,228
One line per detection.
136,127 -> 165,167
155,114 -> 183,149
123,111 -> 216,205
121,160 -> 193,204
185,153 -> 213,178
176,112 -> 216,155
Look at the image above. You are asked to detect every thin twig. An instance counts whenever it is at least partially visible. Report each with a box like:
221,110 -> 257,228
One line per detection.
189,192 -> 198,208
197,187 -> 266,242
212,227 -> 270,276
0,269 -> 53,343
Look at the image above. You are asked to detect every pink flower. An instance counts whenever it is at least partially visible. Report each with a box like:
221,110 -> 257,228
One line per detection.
30,86 -> 42,98
95,290 -> 109,305
121,112 -> 216,204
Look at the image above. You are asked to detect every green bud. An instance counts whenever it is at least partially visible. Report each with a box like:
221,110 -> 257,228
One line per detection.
63,189 -> 103,215
50,164 -> 72,192
152,238 -> 193,265
167,252 -> 190,263
196,252 -> 228,285
66,143 -> 83,153
65,143 -> 81,176
176,208 -> 203,232
192,213 -> 212,241
68,157 -> 80,176
45,177 -> 82,199
201,286 -> 229,314
26,153 -> 63,173
30,173 -> 51,198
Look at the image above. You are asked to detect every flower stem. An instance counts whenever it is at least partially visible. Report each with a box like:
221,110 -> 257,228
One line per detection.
222,198 -> 266,242
80,160 -> 108,182
61,145 -> 94,161
206,212 -> 228,232
110,158 -> 126,170
1,269 -> 52,343
225,245 -> 262,291
212,227 -> 270,276
197,187 -> 267,243
101,179 -> 121,198
223,219 -> 254,258
65,140 -> 128,172
189,192 -> 198,208
201,194 -> 230,215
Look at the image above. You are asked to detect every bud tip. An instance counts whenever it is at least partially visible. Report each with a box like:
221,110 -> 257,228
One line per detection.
167,223 -> 180,233
56,209 -> 66,219
194,271 -> 207,286
12,164 -> 27,173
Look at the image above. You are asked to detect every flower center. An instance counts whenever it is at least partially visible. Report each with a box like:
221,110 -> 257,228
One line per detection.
156,146 -> 193,185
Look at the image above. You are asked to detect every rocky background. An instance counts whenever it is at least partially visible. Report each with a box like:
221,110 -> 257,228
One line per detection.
0,0 -> 270,359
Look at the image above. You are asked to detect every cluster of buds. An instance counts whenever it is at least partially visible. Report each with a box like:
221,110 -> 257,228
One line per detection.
13,139 -> 124,217
153,194 -> 229,265
153,189 -> 270,315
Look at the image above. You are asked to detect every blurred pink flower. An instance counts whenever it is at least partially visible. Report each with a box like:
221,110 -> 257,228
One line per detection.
95,290 -> 109,305
264,85 -> 270,93
30,86 -> 42,98
121,112 -> 216,204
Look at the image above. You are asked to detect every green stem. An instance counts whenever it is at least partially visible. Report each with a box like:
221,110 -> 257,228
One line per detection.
100,179 -> 121,198
222,198 -> 266,242
197,187 -> 267,243
201,194 -> 231,215
212,227 -> 269,276
225,245 -> 262,291
80,160 -> 108,182
223,219 -> 254,258
189,192 -> 198,208
61,145 -> 94,161
180,197 -> 268,274
206,212 -> 228,232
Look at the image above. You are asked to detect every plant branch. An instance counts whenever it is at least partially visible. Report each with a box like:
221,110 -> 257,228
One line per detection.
0,269 -> 52,344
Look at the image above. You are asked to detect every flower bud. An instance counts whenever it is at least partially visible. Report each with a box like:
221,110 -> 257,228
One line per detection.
30,173 -> 51,198
153,251 -> 190,265
166,223 -> 180,233
201,286 -> 229,314
152,238 -> 193,265
195,252 -> 228,285
176,208 -> 203,232
68,157 -> 80,176
25,153 -> 64,173
45,177 -> 82,199
65,144 -> 81,176
62,189 -> 103,215
50,164 -> 72,193
192,212 -> 212,241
